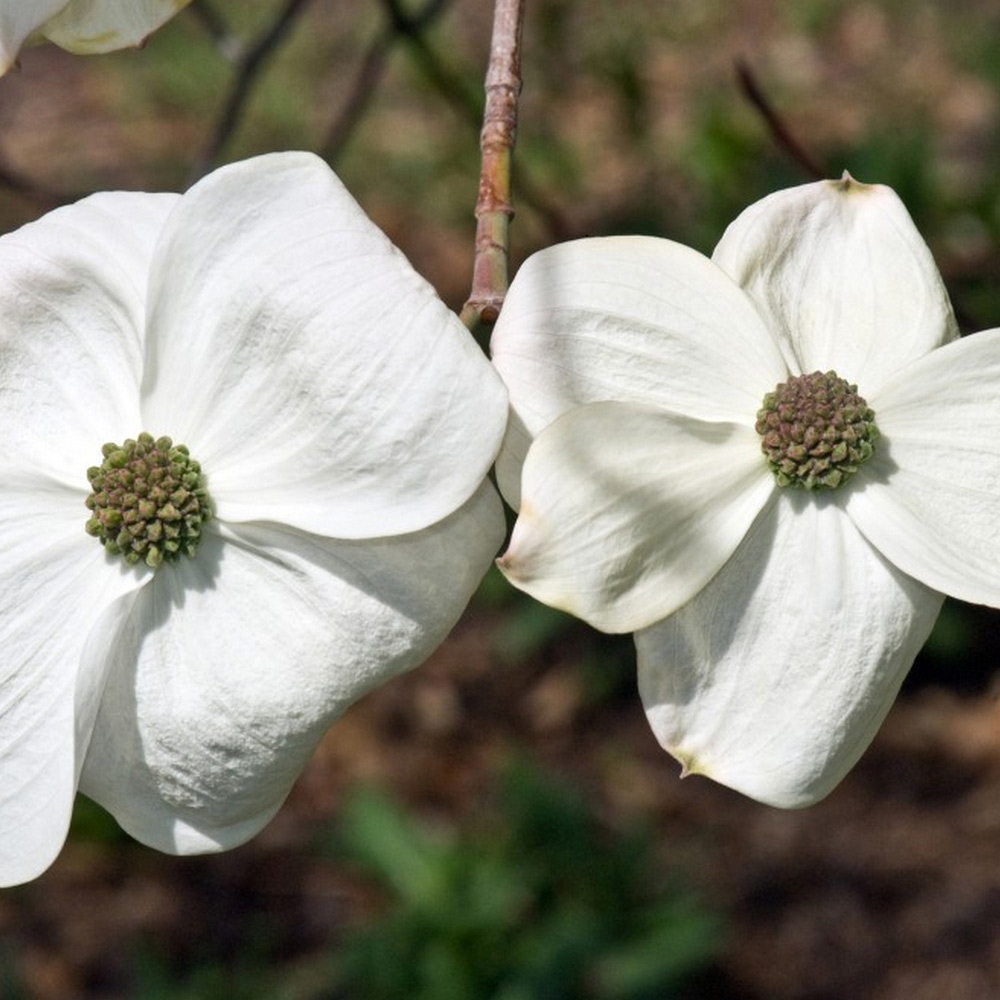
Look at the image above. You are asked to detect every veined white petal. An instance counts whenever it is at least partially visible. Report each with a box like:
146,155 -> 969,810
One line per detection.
42,0 -> 190,54
637,493 -> 943,808
142,152 -> 507,540
0,192 -> 178,484
490,236 -> 786,507
0,473 -> 147,885
848,328 -> 1000,607
498,402 -> 775,633
79,481 -> 504,853
0,0 -> 66,73
493,406 -> 534,515
712,176 -> 958,395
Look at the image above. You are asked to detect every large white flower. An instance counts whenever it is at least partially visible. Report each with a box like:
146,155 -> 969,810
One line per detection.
492,176 -> 1000,808
0,151 -> 508,886
0,0 -> 189,74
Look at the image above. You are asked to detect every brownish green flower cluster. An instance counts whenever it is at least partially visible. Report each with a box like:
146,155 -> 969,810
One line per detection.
756,371 -> 879,490
85,433 -> 212,568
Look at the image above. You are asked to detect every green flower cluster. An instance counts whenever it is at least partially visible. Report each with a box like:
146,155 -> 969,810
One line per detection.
85,432 -> 212,569
756,370 -> 879,490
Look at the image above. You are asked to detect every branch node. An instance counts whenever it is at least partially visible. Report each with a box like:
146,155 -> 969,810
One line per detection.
460,0 -> 525,334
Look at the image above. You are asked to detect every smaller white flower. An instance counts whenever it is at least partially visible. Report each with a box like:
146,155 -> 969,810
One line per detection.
492,175 -> 1000,808
0,0 -> 190,74
0,151 -> 507,885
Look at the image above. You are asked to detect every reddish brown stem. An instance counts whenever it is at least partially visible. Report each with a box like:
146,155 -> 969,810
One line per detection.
736,58 -> 826,181
459,0 -> 524,334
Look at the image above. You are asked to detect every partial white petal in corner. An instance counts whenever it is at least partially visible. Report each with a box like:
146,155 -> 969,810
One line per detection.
79,481 -> 504,854
42,0 -> 190,54
0,191 -> 178,482
637,493 -> 943,808
848,327 -> 1000,608
142,152 -> 507,541
490,236 -> 787,507
712,175 -> 958,394
0,472 -> 147,885
498,402 -> 775,633
0,0 -> 66,73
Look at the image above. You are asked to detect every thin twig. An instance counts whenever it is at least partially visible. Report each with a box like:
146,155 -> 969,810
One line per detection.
187,0 -> 313,184
188,0 -> 239,58
384,0 -> 482,123
367,0 -> 571,242
321,33 -> 393,164
736,58 -> 826,181
459,0 -> 524,334
189,0 -> 225,40
322,0 -> 451,163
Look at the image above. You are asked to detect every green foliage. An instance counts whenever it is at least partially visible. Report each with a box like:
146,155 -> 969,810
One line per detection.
131,954 -> 271,1000
69,793 -> 132,845
493,593 -> 578,664
678,102 -> 784,253
331,760 -> 721,1000
0,946 -> 27,1000
481,563 -> 636,707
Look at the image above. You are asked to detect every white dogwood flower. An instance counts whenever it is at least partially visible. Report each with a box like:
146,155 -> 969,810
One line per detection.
492,176 -> 1000,808
0,151 -> 507,885
0,0 -> 189,74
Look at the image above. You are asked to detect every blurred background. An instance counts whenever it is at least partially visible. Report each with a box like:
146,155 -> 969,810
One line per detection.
4,1 -> 1000,997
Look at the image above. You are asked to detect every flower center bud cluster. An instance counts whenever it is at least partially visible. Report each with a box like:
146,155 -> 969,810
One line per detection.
85,433 -> 212,569
755,371 -> 879,490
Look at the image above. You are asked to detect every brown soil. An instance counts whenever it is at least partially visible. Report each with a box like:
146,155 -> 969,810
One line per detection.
4,604 -> 1000,1000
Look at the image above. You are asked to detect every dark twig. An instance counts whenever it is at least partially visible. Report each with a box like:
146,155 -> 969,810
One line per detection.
187,0 -> 313,184
188,0 -> 239,59
383,0 -> 482,124
459,0 -> 524,334
393,0 -> 578,242
322,0 -> 451,163
377,0 -> 572,244
736,58 -> 826,181
321,33 -> 393,164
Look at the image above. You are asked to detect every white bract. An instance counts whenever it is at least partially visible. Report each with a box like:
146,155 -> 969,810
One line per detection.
492,175 -> 1000,808
0,0 -> 189,74
0,151 -> 508,885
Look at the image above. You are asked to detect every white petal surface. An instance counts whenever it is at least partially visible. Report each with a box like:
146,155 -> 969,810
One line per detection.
0,472 -> 147,885
712,177 -> 958,395
79,481 -> 504,853
42,0 -> 190,53
0,191 -> 178,484
142,152 -> 507,540
498,402 -> 775,633
847,328 -> 1000,607
490,237 -> 786,506
0,0 -> 66,73
637,493 -> 943,808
